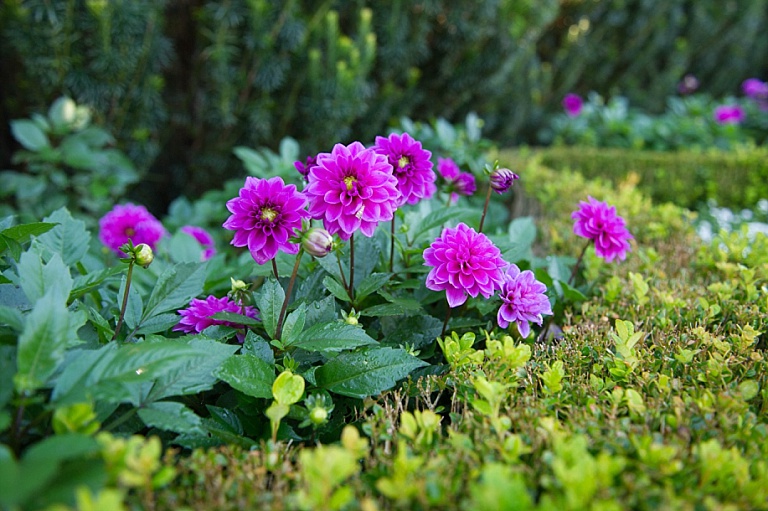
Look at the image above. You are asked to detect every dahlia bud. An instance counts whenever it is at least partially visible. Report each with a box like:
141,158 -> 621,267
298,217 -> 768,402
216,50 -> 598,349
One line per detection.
133,244 -> 154,268
301,227 -> 334,258
489,167 -> 520,194
309,407 -> 328,425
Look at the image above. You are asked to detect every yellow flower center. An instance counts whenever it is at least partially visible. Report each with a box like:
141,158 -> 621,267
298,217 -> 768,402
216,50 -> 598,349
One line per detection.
398,156 -> 410,169
261,207 -> 277,222
125,227 -> 135,236
343,175 -> 357,191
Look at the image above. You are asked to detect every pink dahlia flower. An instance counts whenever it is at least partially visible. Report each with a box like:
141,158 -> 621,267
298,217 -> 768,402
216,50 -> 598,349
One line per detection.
497,264 -> 552,338
437,157 -> 461,180
713,105 -> 745,125
374,132 -> 436,206
742,78 -> 768,99
423,222 -> 507,308
562,93 -> 583,117
572,196 -> 633,262
305,141 -> 401,240
223,176 -> 309,265
174,295 -> 259,334
99,203 -> 166,255
180,225 -> 216,261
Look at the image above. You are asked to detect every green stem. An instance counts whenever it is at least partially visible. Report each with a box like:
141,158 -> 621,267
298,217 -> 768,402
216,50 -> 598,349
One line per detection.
276,250 -> 303,340
336,250 -> 349,290
568,240 -> 592,286
271,259 -> 279,280
441,305 -> 453,337
103,408 -> 138,432
348,234 -> 355,301
478,182 -> 493,233
112,261 -> 135,341
389,217 -> 396,273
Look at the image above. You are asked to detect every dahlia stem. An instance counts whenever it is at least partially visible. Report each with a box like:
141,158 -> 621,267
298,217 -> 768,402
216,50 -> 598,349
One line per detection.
389,217 -> 396,273
441,305 -> 452,336
478,181 -> 493,233
348,234 -> 355,300
112,260 -> 135,342
276,249 -> 303,340
568,240 -> 592,286
336,250 -> 349,290
271,259 -> 279,280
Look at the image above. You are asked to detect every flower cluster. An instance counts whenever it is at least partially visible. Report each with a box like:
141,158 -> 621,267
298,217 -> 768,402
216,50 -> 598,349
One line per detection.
497,264 -> 553,338
304,142 -> 401,240
174,295 -> 259,334
742,78 -> 768,100
374,132 -> 436,206
572,196 -> 633,262
181,225 -> 216,261
437,157 -> 476,202
562,93 -> 583,117
223,176 -> 309,264
713,104 -> 745,125
99,203 -> 166,255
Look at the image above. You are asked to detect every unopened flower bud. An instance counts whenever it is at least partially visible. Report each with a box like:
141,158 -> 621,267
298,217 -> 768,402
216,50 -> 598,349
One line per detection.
309,407 -> 328,425
302,228 -> 333,258
489,167 -> 520,194
133,244 -> 154,268
230,277 -> 248,293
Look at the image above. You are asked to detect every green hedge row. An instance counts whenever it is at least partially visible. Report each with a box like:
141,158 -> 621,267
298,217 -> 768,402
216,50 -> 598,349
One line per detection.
527,146 -> 768,210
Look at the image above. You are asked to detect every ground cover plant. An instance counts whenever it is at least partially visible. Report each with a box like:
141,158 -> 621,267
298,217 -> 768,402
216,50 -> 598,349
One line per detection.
1,100 -> 767,511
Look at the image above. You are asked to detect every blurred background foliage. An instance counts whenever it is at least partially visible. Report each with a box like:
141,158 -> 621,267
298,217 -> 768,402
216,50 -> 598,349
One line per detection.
1,0 -> 767,211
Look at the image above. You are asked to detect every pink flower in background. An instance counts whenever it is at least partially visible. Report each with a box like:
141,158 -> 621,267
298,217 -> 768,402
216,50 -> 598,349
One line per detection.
304,141 -> 400,240
742,78 -> 768,99
452,172 -> 476,197
497,264 -> 552,338
713,105 -> 745,125
99,203 -> 166,255
180,225 -> 216,261
437,157 -> 461,180
374,132 -> 436,206
223,176 -> 309,264
572,196 -> 633,262
174,295 -> 259,334
677,74 -> 699,95
562,93 -> 584,117
423,222 -> 507,308
294,155 -> 318,181
489,167 -> 520,194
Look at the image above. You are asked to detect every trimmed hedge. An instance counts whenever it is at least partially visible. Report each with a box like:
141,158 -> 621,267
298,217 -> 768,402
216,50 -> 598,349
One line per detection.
523,146 -> 768,210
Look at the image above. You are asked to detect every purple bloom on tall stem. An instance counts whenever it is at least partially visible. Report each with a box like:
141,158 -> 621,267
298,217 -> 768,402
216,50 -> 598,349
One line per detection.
423,222 -> 507,308
437,157 -> 461,180
497,264 -> 553,338
489,167 -> 520,194
99,203 -> 166,255
572,196 -> 633,262
563,93 -> 584,117
180,225 -> 216,261
742,78 -> 768,99
304,141 -> 401,240
713,105 -> 745,125
374,132 -> 436,206
223,176 -> 309,265
174,295 -> 259,334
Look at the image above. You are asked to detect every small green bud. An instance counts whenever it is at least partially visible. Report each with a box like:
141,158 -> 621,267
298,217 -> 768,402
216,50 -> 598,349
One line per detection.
230,277 -> 248,293
301,227 -> 334,258
309,407 -> 328,425
134,244 -> 154,268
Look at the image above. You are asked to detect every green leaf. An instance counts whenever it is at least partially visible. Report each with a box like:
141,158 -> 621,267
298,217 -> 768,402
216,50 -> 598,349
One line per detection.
303,295 -> 337,328
36,208 -> 91,266
118,274 -> 143,330
0,346 -> 15,408
242,331 -> 275,365
14,291 -> 76,393
11,119 -> 50,151
135,313 -> 180,335
214,354 -> 275,399
0,235 -> 22,261
0,222 -> 56,253
17,251 -> 73,305
272,371 -> 305,405
286,321 -> 377,354
256,278 -> 285,339
141,262 -> 208,322
361,298 -> 423,317
280,302 -> 306,344
503,216 -> 537,262
70,266 -> 124,301
354,272 -> 392,300
210,311 -> 261,327
380,314 -> 442,350
315,347 -> 429,398
138,401 -> 204,434
323,275 -> 351,302
411,207 -> 478,244
0,306 -> 24,331
23,433 -> 100,464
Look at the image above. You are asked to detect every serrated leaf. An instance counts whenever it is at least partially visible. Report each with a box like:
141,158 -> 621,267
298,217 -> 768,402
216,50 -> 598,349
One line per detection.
361,298 -> 423,317
17,251 -> 73,305
256,278 -> 284,339
70,266 -> 124,301
354,272 -> 391,300
0,222 -> 56,253
303,295 -> 337,328
135,313 -> 180,335
35,209 -> 91,266
138,402 -> 204,434
286,321 -> 377,354
141,262 -> 208,323
11,119 -> 50,151
323,275 -> 351,302
206,405 -> 244,435
280,302 -> 306,344
380,314 -> 442,349
214,354 -> 275,399
315,347 -> 428,398
242,331 -> 275,365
